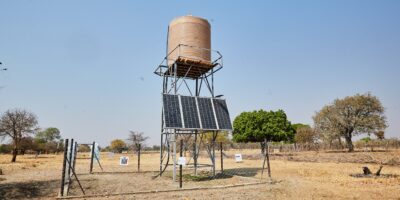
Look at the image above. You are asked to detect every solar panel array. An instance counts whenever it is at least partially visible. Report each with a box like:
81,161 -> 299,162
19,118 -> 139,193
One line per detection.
162,94 -> 232,130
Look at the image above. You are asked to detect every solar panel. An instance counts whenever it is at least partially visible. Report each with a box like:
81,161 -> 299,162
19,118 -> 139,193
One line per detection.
163,94 -> 183,128
181,96 -> 201,129
197,97 -> 218,130
213,99 -> 232,130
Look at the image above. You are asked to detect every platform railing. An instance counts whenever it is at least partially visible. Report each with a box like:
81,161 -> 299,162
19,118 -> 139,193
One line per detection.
154,44 -> 223,77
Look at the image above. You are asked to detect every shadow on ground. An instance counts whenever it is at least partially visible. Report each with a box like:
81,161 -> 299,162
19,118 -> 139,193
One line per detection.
0,179 -> 58,199
184,167 -> 263,181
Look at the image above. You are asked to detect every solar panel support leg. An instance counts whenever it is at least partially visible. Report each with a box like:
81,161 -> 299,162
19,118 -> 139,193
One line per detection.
160,133 -> 163,176
212,131 -> 216,177
193,132 -> 198,176
172,131 -> 177,182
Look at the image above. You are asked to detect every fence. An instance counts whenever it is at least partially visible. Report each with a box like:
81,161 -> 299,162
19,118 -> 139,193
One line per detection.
58,139 -> 274,198
225,138 -> 400,153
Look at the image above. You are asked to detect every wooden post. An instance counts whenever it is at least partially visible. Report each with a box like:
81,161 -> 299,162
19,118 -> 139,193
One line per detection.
89,141 -> 95,173
220,142 -> 223,173
138,144 -> 141,172
179,139 -> 183,188
59,139 -> 69,197
266,139 -> 271,178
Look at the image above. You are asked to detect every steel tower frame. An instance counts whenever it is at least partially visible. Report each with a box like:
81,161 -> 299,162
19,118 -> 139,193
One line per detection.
154,44 -> 224,182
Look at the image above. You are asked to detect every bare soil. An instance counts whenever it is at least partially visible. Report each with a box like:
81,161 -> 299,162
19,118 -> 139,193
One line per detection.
0,149 -> 399,199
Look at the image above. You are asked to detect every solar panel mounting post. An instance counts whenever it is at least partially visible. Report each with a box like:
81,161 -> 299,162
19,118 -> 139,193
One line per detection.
159,133 -> 163,175
194,78 -> 199,176
173,62 -> 178,183
212,131 -> 216,176
172,131 -> 177,182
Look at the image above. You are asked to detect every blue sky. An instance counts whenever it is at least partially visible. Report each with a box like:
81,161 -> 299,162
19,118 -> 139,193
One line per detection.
1,0 -> 399,147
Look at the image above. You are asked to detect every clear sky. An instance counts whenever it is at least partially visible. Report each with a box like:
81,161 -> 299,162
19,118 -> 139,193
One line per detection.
1,0 -> 399,147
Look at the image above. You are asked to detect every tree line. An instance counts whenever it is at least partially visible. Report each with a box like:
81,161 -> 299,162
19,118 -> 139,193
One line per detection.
0,92 -> 389,164
105,131 -> 150,153
232,93 -> 388,152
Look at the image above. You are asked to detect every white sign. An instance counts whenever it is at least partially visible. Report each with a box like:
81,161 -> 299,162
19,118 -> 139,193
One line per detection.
119,156 -> 129,166
235,154 -> 242,162
178,157 -> 186,166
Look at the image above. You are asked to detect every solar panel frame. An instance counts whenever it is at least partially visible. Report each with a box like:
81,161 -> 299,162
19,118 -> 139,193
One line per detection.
180,95 -> 201,129
196,97 -> 218,130
162,94 -> 183,128
213,98 -> 233,130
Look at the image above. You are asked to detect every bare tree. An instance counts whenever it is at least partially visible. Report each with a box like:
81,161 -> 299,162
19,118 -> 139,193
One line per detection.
0,109 -> 39,162
295,126 -> 318,144
127,131 -> 149,152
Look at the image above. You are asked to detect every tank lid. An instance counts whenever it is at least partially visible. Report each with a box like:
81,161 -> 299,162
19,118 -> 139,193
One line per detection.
169,15 -> 210,27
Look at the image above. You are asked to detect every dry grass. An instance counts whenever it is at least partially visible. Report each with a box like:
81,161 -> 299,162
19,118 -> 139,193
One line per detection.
0,150 -> 400,199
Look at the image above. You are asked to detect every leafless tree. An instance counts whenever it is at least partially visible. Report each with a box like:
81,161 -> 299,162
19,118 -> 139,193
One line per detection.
127,131 -> 149,152
0,109 -> 39,162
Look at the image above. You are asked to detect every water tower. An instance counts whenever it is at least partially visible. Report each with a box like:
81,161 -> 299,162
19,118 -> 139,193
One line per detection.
154,15 -> 232,181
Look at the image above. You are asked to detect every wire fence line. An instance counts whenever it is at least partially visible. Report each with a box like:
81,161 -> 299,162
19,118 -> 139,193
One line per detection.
222,138 -> 400,153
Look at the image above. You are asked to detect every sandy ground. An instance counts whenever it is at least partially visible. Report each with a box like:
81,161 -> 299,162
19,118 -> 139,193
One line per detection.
0,149 -> 400,199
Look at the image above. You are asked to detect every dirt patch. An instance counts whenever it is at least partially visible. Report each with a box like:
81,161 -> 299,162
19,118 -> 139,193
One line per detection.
0,180 -> 59,200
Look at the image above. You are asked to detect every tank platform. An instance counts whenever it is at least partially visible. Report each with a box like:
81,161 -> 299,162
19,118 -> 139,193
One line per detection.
166,57 -> 218,78
154,57 -> 222,79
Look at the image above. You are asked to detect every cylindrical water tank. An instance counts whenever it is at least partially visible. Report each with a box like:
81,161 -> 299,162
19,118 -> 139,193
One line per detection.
167,15 -> 211,66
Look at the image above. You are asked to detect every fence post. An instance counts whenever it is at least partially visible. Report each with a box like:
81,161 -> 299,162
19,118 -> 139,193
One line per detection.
220,142 -> 223,173
73,142 -> 78,171
266,139 -> 271,178
67,139 -> 74,181
138,144 -> 141,172
59,139 -> 69,197
179,139 -> 183,188
90,141 -> 95,173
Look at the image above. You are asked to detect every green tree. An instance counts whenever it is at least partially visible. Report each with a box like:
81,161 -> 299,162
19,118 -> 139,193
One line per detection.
35,127 -> 62,153
110,139 -> 127,153
232,109 -> 294,153
0,109 -> 39,162
35,127 -> 61,143
313,93 -> 387,152
292,123 -> 310,133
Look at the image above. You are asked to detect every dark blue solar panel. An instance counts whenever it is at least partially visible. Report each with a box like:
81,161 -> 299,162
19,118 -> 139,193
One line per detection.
181,96 -> 200,129
197,97 -> 217,130
213,99 -> 232,130
163,94 -> 182,128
